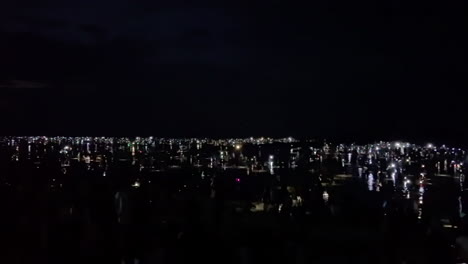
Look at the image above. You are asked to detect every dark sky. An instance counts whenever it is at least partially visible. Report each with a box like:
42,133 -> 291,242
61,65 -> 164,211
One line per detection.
0,0 -> 466,143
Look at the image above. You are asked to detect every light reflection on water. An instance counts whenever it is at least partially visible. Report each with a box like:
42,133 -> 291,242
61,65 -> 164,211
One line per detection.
403,177 -> 410,193
4,137 -> 467,230
367,173 -> 374,191
417,179 -> 425,220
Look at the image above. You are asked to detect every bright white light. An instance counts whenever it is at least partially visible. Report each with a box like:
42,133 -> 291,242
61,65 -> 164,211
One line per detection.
322,191 -> 329,202
132,181 -> 141,188
235,145 -> 241,150
269,155 -> 274,160
395,142 -> 401,148
427,143 -> 433,148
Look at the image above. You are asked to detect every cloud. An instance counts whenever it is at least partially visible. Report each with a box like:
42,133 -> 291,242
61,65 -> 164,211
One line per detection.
0,80 -> 47,88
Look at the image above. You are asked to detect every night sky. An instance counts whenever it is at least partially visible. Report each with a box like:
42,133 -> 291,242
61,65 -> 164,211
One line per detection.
0,1 -> 466,144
